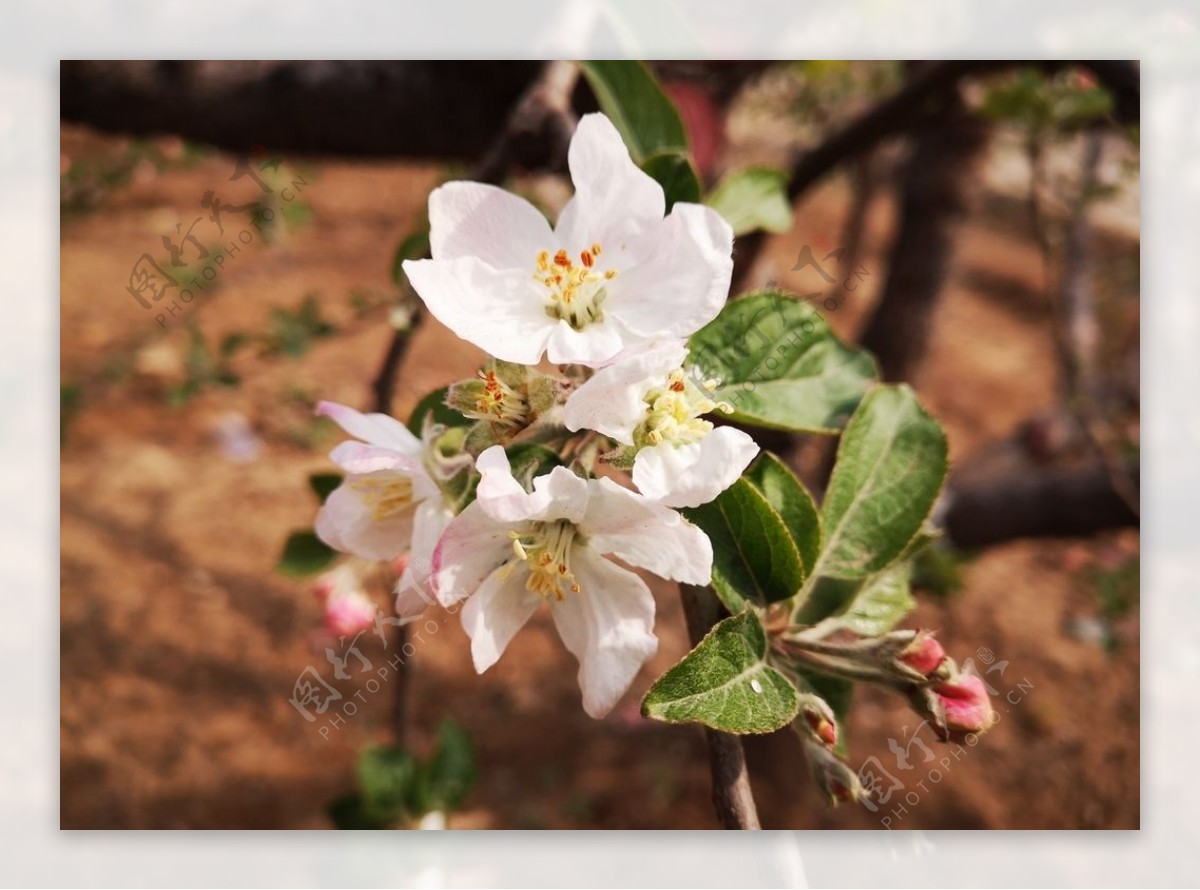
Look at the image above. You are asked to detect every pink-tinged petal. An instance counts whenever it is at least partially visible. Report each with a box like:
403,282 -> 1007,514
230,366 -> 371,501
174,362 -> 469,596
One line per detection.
460,564 -> 543,673
580,477 -> 713,585
551,547 -> 658,719
544,316 -> 629,367
561,114 -> 665,254
403,257 -> 553,365
316,401 -> 420,453
431,500 -> 518,607
394,582 -> 433,626
563,339 -> 687,443
607,202 -> 733,339
428,181 -> 555,270
397,498 -> 454,603
631,426 -> 759,509
935,673 -> 996,734
315,476 -> 415,561
324,587 -> 377,637
328,441 -> 426,476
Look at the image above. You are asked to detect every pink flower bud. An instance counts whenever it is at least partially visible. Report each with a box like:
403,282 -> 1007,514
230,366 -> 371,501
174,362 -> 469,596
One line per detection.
315,567 -> 377,637
899,633 -> 947,677
803,707 -> 838,748
934,673 -> 994,734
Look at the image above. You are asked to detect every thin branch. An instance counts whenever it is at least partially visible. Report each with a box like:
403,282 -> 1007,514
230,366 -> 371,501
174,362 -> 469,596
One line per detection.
375,61 -> 581,747
680,584 -> 761,830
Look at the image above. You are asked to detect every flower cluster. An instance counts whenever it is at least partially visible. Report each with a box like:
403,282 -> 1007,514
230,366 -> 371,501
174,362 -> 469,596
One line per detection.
314,113 -> 756,717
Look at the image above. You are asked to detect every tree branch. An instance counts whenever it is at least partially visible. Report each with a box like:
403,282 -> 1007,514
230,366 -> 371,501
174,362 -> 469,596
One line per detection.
680,584 -> 761,830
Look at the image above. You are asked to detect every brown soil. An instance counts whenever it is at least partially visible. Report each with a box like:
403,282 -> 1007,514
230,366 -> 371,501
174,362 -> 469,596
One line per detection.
60,123 -> 1139,829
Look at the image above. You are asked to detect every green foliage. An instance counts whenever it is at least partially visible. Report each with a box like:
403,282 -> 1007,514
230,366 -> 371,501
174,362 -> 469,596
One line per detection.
260,294 -> 336,358
330,722 -> 477,829
743,452 -> 822,577
167,323 -> 244,407
406,386 -> 471,436
810,385 -> 948,580
579,61 -> 689,163
640,151 -> 702,209
642,611 -> 800,734
706,167 -> 793,236
683,477 -> 804,613
505,443 -> 564,490
276,530 -> 336,577
61,383 -> 83,446
307,472 -> 342,504
687,290 -> 878,433
979,66 -> 1114,137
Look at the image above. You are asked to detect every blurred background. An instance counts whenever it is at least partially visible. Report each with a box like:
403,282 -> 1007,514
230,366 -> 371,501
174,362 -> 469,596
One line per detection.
59,60 -> 1139,829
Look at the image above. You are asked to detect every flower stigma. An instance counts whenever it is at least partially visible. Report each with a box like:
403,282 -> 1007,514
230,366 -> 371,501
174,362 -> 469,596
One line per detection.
535,244 -> 617,331
507,520 -> 583,601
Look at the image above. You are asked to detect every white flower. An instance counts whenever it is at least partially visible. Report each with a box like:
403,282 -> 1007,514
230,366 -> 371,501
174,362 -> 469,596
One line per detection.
432,446 -> 713,718
402,113 -> 734,367
314,401 -> 453,620
563,340 -> 760,508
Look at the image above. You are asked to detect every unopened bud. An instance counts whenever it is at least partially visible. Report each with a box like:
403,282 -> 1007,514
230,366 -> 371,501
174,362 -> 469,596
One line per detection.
321,579 -> 376,637
899,632 -> 948,677
933,673 -> 995,734
802,739 -> 863,807
798,697 -> 838,748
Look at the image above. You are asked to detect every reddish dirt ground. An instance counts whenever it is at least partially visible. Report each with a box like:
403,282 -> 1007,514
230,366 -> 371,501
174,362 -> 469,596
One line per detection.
59,120 -> 1139,830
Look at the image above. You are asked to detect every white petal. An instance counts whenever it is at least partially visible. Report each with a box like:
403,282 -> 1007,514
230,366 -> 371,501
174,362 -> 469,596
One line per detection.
315,476 -> 415,561
563,340 -> 687,443
551,547 -> 658,719
544,316 -> 629,367
529,466 -> 591,525
316,401 -> 420,453
560,114 -> 665,254
431,499 -> 516,607
398,498 -> 454,601
428,181 -> 554,270
394,583 -> 432,625
328,441 -> 425,476
632,426 -> 760,508
581,477 -> 713,585
607,202 -> 733,339
475,445 -> 545,522
460,564 -> 543,673
403,257 -> 553,364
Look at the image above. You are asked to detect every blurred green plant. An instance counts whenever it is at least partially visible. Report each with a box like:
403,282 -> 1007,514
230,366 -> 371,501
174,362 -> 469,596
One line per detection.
166,323 -> 246,408
259,294 -> 337,358
329,722 -> 477,829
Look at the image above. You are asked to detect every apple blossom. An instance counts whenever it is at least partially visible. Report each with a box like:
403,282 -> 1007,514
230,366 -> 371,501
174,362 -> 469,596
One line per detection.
934,673 -> 995,734
314,566 -> 377,637
314,401 -> 454,615
402,113 -> 734,367
432,445 -> 713,718
563,339 -> 759,507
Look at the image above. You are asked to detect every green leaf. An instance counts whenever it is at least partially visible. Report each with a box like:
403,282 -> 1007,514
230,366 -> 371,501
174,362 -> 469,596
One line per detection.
357,745 -> 420,825
796,561 -> 915,637
743,452 -> 821,578
642,611 -> 800,734
683,477 -> 804,612
276,530 -> 336,577
505,443 -> 564,489
641,151 -> 701,209
706,167 -> 793,236
687,291 -> 877,433
812,385 -> 948,580
406,386 -> 471,436
416,721 -> 476,813
579,61 -> 688,162
328,792 -> 388,830
391,230 -> 430,286
308,472 -> 342,504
